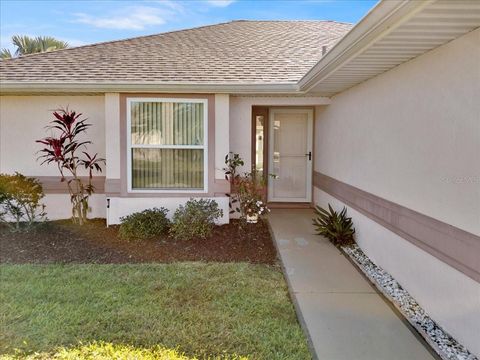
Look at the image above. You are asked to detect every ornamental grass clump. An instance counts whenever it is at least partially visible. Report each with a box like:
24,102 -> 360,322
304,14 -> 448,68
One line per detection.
313,204 -> 355,246
0,172 -> 46,231
36,108 -> 105,225
119,208 -> 170,241
170,199 -> 223,240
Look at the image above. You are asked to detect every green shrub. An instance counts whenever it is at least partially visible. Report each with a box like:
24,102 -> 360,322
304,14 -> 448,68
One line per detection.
170,199 -> 223,240
313,204 -> 355,246
0,172 -> 46,231
119,207 -> 170,240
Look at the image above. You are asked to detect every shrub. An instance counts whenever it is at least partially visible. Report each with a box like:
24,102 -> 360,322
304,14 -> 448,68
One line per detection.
236,170 -> 270,220
37,108 -> 105,225
119,207 -> 170,240
0,172 -> 46,231
223,153 -> 271,221
313,204 -> 355,246
170,199 -> 223,240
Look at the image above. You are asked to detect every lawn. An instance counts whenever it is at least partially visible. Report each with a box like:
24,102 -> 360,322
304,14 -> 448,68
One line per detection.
0,263 -> 311,359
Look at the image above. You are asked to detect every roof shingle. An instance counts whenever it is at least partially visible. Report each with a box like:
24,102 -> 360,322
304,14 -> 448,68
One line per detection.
0,20 -> 352,84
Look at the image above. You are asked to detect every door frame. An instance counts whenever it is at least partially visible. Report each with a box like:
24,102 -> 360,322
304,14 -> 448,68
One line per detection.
267,107 -> 314,203
251,106 -> 269,177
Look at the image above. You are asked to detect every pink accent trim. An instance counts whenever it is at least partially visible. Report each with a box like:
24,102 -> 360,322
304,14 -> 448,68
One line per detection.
118,93 -> 229,197
35,176 -> 105,194
314,171 -> 480,283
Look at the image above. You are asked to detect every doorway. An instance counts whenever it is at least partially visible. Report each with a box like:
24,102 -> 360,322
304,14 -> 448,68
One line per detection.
267,108 -> 313,202
251,106 -> 313,204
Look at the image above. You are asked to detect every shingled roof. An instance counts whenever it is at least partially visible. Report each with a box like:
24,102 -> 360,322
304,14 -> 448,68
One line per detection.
0,20 -> 352,85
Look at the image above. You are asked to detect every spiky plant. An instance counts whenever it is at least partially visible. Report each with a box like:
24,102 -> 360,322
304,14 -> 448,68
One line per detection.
313,204 -> 355,246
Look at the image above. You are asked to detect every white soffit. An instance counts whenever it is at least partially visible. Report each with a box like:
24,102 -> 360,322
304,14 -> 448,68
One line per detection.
300,0 -> 480,96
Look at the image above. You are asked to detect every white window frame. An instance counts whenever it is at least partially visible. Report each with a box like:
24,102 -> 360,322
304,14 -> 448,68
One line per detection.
126,97 -> 208,193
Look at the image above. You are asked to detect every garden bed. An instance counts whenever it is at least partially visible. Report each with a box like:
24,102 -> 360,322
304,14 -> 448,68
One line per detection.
0,219 -> 276,264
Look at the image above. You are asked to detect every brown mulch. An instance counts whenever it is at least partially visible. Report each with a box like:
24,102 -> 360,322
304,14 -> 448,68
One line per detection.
0,219 -> 277,265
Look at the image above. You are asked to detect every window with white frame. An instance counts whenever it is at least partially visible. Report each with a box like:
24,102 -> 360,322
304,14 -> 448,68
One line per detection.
127,98 -> 208,192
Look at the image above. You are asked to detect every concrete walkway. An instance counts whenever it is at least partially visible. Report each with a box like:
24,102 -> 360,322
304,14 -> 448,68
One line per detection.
269,209 -> 436,360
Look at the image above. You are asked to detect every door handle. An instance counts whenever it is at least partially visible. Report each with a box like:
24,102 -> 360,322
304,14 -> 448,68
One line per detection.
305,151 -> 312,161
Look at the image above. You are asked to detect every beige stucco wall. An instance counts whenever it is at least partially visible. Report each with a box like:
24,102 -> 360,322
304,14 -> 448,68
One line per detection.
315,28 -> 480,236
0,94 -> 231,222
229,95 -> 330,171
0,95 -> 107,219
215,94 -> 230,179
229,97 -> 252,172
107,196 -> 229,225
314,188 -> 480,356
314,28 -> 480,355
0,95 -> 106,176
105,93 -> 121,180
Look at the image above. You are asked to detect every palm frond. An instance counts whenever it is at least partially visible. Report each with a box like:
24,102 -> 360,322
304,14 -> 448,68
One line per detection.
0,48 -> 13,59
9,35 -> 69,57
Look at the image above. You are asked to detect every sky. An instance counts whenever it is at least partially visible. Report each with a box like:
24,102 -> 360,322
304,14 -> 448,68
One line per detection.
1,0 -> 377,51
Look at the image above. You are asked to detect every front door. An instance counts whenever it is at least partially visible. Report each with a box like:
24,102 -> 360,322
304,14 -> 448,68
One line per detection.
268,108 -> 313,202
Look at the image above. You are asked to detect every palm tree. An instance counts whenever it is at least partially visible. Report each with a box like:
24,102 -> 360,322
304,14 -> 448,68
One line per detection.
1,35 -> 69,59
0,49 -> 13,59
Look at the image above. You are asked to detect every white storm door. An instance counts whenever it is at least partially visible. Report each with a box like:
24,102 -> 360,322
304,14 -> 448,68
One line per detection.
268,108 -> 313,202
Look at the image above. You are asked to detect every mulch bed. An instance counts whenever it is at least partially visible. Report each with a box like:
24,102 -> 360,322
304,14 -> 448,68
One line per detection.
0,219 -> 277,265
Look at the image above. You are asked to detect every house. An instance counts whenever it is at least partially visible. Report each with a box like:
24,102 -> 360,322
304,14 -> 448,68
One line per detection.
0,0 -> 479,356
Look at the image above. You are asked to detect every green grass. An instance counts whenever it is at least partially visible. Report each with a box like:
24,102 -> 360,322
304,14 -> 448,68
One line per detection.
0,263 -> 310,359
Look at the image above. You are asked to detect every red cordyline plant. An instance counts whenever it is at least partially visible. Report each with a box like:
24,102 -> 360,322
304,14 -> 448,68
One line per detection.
37,108 -> 105,225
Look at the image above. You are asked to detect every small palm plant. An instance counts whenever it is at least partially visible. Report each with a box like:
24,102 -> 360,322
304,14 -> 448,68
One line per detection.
313,204 -> 355,246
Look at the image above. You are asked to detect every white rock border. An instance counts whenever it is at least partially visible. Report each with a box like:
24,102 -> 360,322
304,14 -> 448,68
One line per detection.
342,244 -> 478,360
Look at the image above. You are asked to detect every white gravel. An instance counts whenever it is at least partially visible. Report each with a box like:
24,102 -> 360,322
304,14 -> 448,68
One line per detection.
342,244 -> 478,360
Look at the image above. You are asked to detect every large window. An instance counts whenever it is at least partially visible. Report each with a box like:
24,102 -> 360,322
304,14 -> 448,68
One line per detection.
127,98 -> 208,192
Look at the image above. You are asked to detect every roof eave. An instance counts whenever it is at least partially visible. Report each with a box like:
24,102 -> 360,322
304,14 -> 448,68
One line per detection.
0,81 -> 302,95
298,0 -> 435,92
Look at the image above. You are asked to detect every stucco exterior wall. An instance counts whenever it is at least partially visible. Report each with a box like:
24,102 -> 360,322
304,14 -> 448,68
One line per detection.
215,94 -> 230,179
0,95 -> 106,176
42,194 -> 106,219
0,94 -> 231,222
229,95 -> 330,171
105,93 -> 121,180
0,95 -> 107,219
314,188 -> 480,356
229,97 -> 253,172
314,28 -> 480,236
107,196 -> 229,225
314,28 -> 480,355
